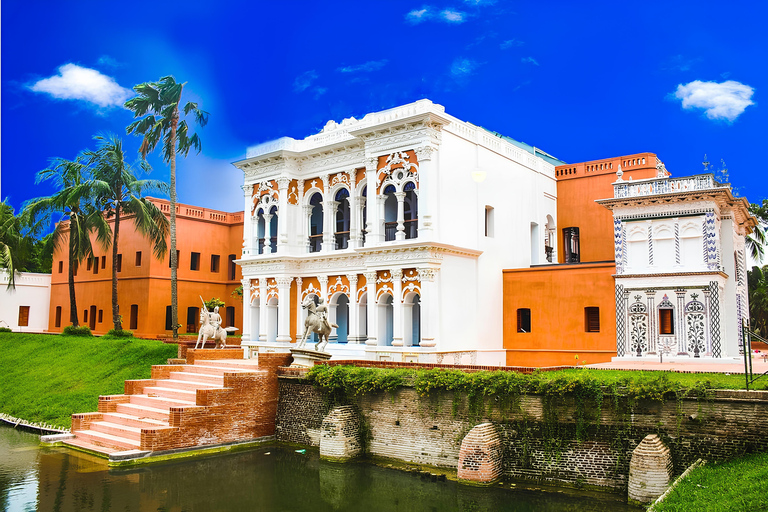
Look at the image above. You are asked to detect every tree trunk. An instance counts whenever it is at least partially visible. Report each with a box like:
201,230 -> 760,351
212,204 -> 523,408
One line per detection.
170,98 -> 180,340
67,220 -> 79,327
112,202 -> 122,331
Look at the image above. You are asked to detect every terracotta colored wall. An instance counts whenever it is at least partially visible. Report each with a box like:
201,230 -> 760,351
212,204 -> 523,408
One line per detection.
49,199 -> 244,337
503,262 -> 617,367
555,153 -> 658,263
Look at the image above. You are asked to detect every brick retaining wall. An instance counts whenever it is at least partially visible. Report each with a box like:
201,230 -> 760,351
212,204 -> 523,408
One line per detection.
276,378 -> 768,489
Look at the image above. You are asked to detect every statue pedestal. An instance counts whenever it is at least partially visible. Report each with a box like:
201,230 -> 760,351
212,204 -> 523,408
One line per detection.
290,348 -> 332,368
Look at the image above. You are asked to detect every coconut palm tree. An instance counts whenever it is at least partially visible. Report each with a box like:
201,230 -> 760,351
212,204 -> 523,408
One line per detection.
0,201 -> 36,290
125,76 -> 208,339
86,134 -> 170,332
747,200 -> 768,263
22,158 -> 111,325
749,265 -> 768,335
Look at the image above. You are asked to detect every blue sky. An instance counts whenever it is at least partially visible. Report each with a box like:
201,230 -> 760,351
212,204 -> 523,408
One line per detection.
2,0 -> 766,217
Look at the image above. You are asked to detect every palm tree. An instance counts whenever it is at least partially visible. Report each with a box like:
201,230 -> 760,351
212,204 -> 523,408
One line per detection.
748,266 -> 768,335
747,200 -> 768,263
22,158 -> 111,325
86,134 -> 170,331
0,201 -> 36,290
125,76 -> 208,339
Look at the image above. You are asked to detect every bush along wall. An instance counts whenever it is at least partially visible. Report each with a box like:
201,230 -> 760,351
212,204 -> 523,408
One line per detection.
274,366 -> 768,493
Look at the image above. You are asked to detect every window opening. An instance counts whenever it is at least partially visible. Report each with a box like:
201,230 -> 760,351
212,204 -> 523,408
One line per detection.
659,309 -> 674,335
563,227 -> 580,263
117,254 -> 122,272
228,254 -> 237,280
18,306 -> 30,327
187,306 -> 200,333
309,193 -> 324,253
485,206 -> 494,237
190,252 -> 201,271
226,306 -> 235,327
585,307 -> 600,332
335,188 -> 350,249
517,308 -> 531,333
101,256 -> 106,269
211,254 -> 220,273
58,261 -> 63,273
135,251 -> 142,267
165,306 -> 173,330
55,306 -> 62,328
130,304 -> 138,330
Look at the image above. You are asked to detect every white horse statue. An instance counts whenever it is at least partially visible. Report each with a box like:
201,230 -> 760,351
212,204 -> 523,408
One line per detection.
297,297 -> 337,352
195,307 -> 227,349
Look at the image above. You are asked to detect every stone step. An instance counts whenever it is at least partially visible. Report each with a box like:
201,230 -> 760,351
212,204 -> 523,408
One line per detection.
159,379 -> 222,392
169,371 -> 225,385
115,403 -> 170,422
90,421 -> 142,441
129,394 -> 196,410
63,437 -> 120,455
101,412 -> 168,429
143,386 -> 199,402
174,364 -> 250,376
193,360 -> 262,371
74,429 -> 141,451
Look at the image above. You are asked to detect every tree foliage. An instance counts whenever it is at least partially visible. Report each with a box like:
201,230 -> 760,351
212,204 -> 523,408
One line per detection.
749,265 -> 768,336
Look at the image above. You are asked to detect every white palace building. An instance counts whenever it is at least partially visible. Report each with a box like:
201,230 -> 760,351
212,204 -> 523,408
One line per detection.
234,99 -> 562,365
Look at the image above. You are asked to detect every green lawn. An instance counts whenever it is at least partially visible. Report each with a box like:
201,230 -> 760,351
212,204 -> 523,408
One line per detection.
0,332 -> 177,428
544,368 -> 768,391
654,452 -> 768,511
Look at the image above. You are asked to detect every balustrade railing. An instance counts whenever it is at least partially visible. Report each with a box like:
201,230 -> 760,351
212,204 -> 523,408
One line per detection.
309,234 -> 323,253
335,231 -> 350,249
614,174 -> 721,198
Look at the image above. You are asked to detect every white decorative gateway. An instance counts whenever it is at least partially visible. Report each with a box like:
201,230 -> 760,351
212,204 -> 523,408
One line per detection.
599,169 -> 757,359
233,99 -> 562,364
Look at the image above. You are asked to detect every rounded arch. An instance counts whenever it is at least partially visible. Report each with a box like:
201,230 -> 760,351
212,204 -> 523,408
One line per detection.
403,291 -> 421,347
377,292 -> 394,346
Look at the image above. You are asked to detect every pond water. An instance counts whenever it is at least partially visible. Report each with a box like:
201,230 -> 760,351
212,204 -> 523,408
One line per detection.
0,425 -> 639,512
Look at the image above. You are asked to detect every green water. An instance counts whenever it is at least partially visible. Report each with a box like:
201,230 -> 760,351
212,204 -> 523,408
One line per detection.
0,425 -> 639,511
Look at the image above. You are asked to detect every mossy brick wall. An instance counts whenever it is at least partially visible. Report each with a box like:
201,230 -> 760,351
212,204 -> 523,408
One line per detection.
275,379 -> 768,489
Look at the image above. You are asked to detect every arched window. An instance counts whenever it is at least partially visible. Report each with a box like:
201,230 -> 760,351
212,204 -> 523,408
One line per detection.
309,193 -> 323,253
335,188 -> 350,249
383,185 -> 397,241
403,181 -> 418,239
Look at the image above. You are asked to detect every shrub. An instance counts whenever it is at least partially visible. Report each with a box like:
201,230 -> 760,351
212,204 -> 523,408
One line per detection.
105,329 -> 133,338
0,327 -> 12,333
62,325 -> 93,337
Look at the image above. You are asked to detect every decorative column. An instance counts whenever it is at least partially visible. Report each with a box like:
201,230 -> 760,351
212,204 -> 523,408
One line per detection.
295,277 -> 304,340
675,289 -> 687,354
364,271 -> 378,346
303,205 -> 313,253
323,200 -> 339,251
702,287 -> 711,355
414,145 -> 436,240
241,278 -> 252,343
275,277 -> 293,343
258,278 -> 268,342
364,157 -> 382,246
347,274 -> 361,343
263,212 -> 273,254
355,197 -> 366,248
276,177 -> 291,253
319,275 -> 329,302
242,184 -> 254,256
646,290 -> 656,354
391,269 -> 404,345
395,192 -> 406,241
417,268 -> 438,347
348,171 -> 358,248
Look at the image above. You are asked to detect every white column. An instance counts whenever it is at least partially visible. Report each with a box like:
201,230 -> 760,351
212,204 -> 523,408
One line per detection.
348,171 -> 358,248
328,303 -> 338,342
365,157 -> 382,246
355,199 -> 366,248
418,268 -> 438,347
395,192 -> 406,241
364,271 -> 378,345
391,269 -> 404,346
242,184 -> 254,256
303,205 -> 313,253
276,276 -> 293,342
258,278 -> 268,342
295,277 -> 304,341
347,274 -> 360,343
402,302 -> 414,347
319,275 -> 329,302
276,177 -> 291,254
323,200 -> 339,251
263,213 -> 273,254
241,278 -> 251,342
414,146 -> 436,241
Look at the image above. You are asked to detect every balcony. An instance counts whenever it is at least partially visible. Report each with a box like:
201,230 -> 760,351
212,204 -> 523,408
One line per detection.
309,234 -> 322,253
335,231 -> 350,250
384,219 -> 418,242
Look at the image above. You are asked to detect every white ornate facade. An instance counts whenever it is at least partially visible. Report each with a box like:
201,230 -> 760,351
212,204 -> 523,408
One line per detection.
233,99 -> 560,364
599,170 -> 756,359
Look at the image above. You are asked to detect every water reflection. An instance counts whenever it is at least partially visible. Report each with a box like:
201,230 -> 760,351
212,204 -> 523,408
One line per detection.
1,426 -> 638,511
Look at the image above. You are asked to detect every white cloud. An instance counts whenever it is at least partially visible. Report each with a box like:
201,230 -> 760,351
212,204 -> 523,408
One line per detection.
29,63 -> 131,108
451,58 -> 479,77
440,9 -> 466,22
293,70 -> 318,93
313,87 -> 327,99
96,55 -> 123,68
463,0 -> 496,4
405,6 -> 468,24
673,80 -> 755,122
338,59 -> 389,73
500,38 -> 523,49
521,56 -> 539,66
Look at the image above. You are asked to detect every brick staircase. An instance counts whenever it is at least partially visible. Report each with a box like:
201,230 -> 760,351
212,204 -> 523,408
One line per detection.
63,350 -> 291,457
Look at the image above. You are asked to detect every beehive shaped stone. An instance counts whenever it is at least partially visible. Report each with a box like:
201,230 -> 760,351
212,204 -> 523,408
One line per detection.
319,406 -> 362,461
457,423 -> 503,484
628,434 -> 674,503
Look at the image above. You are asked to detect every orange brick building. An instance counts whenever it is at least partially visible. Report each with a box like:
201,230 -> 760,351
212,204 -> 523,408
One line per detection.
48,198 -> 244,337
504,153 -> 661,366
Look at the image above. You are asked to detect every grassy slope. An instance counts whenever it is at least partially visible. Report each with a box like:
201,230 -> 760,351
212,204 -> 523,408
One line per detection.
655,452 -> 768,511
544,369 -> 768,390
0,332 -> 177,428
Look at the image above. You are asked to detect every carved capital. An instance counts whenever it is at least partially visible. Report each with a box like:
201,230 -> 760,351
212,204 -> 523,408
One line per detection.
321,174 -> 330,188
365,157 -> 379,171
242,183 -> 254,195
276,176 -> 291,190
414,145 -> 436,161
275,276 -> 293,287
347,274 -> 359,286
418,268 -> 437,282
363,271 -> 377,283
391,269 -> 403,281
318,275 -> 329,286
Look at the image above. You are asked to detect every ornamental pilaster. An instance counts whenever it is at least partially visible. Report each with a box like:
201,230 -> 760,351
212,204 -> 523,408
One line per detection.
364,271 -> 378,346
